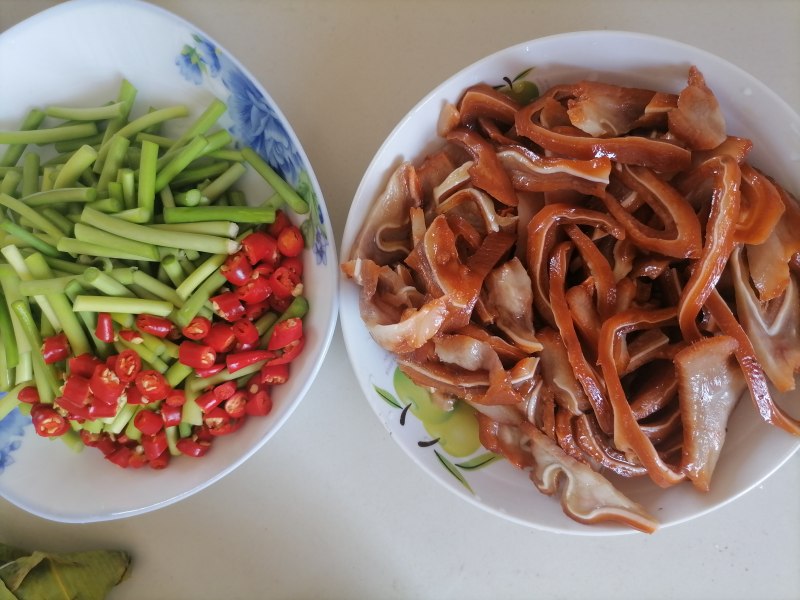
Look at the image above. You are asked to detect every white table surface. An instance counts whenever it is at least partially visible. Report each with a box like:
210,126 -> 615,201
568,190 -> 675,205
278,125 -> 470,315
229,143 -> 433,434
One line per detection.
1,1 -> 799,599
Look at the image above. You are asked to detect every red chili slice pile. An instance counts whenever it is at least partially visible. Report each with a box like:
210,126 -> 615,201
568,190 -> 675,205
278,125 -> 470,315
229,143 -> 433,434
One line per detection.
22,211 -> 308,469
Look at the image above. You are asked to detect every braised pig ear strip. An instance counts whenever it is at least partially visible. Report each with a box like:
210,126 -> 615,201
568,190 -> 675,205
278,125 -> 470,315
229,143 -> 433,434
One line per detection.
342,66 -> 800,531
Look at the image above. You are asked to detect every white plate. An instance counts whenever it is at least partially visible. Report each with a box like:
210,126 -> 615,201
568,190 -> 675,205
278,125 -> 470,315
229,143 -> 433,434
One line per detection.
0,0 -> 338,522
339,31 -> 800,535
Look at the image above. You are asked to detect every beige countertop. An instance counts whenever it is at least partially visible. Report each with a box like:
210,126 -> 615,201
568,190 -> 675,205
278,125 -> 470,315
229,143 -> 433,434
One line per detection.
1,1 -> 799,599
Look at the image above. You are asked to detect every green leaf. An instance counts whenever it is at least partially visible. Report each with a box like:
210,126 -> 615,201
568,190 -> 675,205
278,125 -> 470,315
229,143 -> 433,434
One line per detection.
456,452 -> 503,470
299,218 -> 315,249
0,553 -> 46,590
435,450 -> 474,494
512,66 -> 535,82
296,171 -> 314,206
373,385 -> 402,409
0,546 -> 130,600
0,544 -> 29,565
0,579 -> 17,600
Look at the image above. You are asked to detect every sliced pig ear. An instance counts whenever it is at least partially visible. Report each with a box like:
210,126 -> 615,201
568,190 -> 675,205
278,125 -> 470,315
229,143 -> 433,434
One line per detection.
733,164 -> 785,247
572,413 -> 649,478
667,66 -> 727,150
456,83 -> 520,128
348,161 -> 421,266
526,203 -> 626,327
674,334 -> 745,492
730,246 -> 800,392
521,423 -> 659,534
566,80 -> 658,137
742,177 -> 800,303
515,88 -> 692,172
436,186 -> 518,235
447,127 -> 519,207
482,257 -> 543,354
341,258 -> 444,354
537,327 -> 591,415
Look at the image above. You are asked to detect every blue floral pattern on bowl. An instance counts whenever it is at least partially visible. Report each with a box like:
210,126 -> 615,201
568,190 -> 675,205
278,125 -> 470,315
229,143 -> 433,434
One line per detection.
177,35 -> 329,265
0,407 -> 30,473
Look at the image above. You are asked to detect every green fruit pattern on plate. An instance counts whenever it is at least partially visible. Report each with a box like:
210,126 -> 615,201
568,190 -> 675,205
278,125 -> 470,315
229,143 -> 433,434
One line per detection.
374,368 -> 502,494
493,67 -> 539,104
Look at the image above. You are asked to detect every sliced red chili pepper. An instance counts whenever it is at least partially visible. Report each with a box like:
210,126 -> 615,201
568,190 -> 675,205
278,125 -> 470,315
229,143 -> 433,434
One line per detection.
80,429 -> 101,447
268,266 -> 300,299
246,373 -> 264,395
118,328 -> 143,343
280,256 -> 303,277
245,389 -> 273,417
126,384 -> 146,405
63,374 -> 91,404
223,391 -> 247,419
135,370 -> 170,402
55,395 -> 91,420
234,340 -> 258,352
203,406 -> 230,433
181,316 -> 212,341
277,225 -> 304,257
134,409 -> 164,435
161,403 -> 183,428
243,300 -> 270,321
148,452 -> 170,470
135,314 -> 175,338
89,364 -> 125,405
241,231 -> 280,265
208,418 -> 243,437
253,263 -> 275,279
194,363 -> 226,378
213,381 -> 237,401
176,437 -> 211,457
220,250 -> 253,286
267,336 -> 305,366
269,294 -> 294,313
196,390 -> 224,413
141,431 -> 168,460
95,312 -> 115,343
31,403 -> 69,437
113,349 -> 142,383
94,435 -> 118,456
127,450 -> 148,469
106,446 -> 133,468
165,389 -> 186,407
232,319 -> 259,346
42,333 -> 70,364
226,350 -> 273,373
210,291 -> 245,321
261,363 -> 290,385
203,322 -> 236,353
68,353 -> 104,379
178,341 -> 217,369
194,424 -> 214,443
267,317 -> 303,350
18,385 -> 40,404
89,398 -> 119,419
268,210 -> 290,238
236,275 -> 271,305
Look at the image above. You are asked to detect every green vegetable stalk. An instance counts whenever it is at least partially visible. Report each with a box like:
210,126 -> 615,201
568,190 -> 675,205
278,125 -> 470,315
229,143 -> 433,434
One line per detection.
0,76 -> 314,467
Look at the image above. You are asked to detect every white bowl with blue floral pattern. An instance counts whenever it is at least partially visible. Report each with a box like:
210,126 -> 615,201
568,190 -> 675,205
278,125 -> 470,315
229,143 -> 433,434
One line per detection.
0,0 -> 337,522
